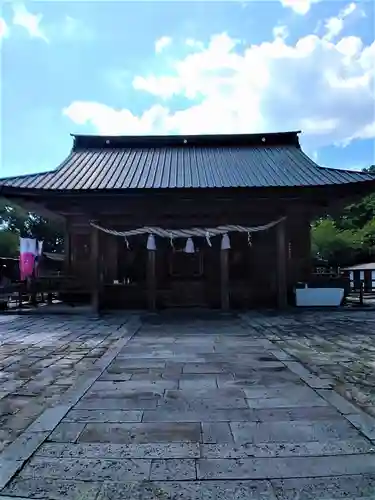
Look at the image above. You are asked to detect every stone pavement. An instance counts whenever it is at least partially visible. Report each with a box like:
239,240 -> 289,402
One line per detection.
0,311 -> 375,499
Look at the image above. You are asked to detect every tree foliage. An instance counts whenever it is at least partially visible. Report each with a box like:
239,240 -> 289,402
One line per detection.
311,165 -> 375,267
0,198 -> 64,257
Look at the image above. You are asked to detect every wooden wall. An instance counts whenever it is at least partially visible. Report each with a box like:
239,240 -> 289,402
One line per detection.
62,193 -> 313,309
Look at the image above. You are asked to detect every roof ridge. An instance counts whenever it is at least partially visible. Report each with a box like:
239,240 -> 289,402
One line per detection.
71,131 -> 302,151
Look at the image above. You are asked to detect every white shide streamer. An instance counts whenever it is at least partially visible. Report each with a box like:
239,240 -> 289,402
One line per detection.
90,216 -> 286,239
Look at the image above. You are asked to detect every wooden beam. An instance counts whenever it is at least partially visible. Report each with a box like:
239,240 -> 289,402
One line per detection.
90,224 -> 100,314
63,219 -> 71,275
220,248 -> 230,311
147,250 -> 156,310
276,218 -> 288,309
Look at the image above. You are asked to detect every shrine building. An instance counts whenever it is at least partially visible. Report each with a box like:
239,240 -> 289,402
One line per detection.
1,131 -> 374,311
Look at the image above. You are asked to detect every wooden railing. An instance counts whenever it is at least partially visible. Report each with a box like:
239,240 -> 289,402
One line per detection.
0,276 -> 90,310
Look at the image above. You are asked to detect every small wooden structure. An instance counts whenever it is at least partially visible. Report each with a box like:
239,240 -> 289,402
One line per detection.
342,262 -> 375,292
1,131 -> 375,312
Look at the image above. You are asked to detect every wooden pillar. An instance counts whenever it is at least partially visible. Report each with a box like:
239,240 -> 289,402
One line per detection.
220,248 -> 230,310
276,218 -> 288,309
63,219 -> 71,275
90,224 -> 100,313
147,249 -> 156,310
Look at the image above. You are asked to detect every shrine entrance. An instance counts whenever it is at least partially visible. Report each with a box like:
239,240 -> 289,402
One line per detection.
165,248 -> 207,308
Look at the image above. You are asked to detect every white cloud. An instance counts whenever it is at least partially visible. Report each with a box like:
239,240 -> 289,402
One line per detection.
0,17 -> 9,39
155,36 -> 172,54
280,0 -> 321,15
12,2 -> 48,42
64,22 -> 375,149
324,2 -> 360,41
273,25 -> 289,40
64,102 -> 171,135
185,38 -> 204,50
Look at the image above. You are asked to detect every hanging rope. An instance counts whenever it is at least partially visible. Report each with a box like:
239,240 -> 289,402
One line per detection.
90,217 -> 286,239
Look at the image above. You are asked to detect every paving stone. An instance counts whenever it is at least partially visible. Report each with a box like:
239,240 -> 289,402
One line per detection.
75,397 -> 159,410
48,422 -> 86,442
78,422 -> 202,443
64,409 -> 143,423
108,360 -> 166,370
142,408 -> 258,422
317,389 -> 360,415
179,378 -> 217,390
183,363 -> 226,374
160,397 -> 249,410
0,496 -> 33,500
91,380 -> 177,392
197,454 -> 375,479
36,441 -> 200,459
283,361 -> 333,388
253,406 -> 343,422
4,311 -> 375,496
201,438 -> 375,458
230,420 -> 359,444
0,440 -> 11,453
245,395 -> 329,409
202,422 -> 234,443
96,479 -> 277,499
150,459 -> 196,480
85,387 -> 165,399
26,404 -> 72,432
1,477 -> 102,500
243,386 -> 318,400
345,411 -> 375,440
0,460 -> 23,490
98,372 -> 133,381
19,455 -> 151,481
0,431 -> 49,462
271,474 -> 375,499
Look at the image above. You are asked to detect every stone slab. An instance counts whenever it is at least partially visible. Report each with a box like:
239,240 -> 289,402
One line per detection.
74,397 -> 159,410
64,409 -> 143,423
179,378 -> 217,390
182,363 -> 227,374
98,372 -> 132,381
197,454 -> 375,479
317,389 -> 360,415
0,460 -> 23,490
108,360 -> 166,370
48,422 -> 86,442
202,422 -> 234,444
245,395 -> 328,409
345,411 -> 375,440
26,404 -> 71,432
201,438 -> 375,458
271,474 -> 375,499
283,361 -> 333,389
1,477 -> 102,500
96,479 -> 277,499
90,380 -> 178,392
78,422 -> 202,444
0,431 -> 49,462
35,441 -> 201,459
19,456 -> 151,481
230,420 -> 359,444
149,459 -> 196,480
243,386 -> 317,400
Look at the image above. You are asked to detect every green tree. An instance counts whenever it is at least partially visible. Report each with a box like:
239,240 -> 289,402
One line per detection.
0,198 -> 64,254
0,230 -> 19,257
311,164 -> 375,267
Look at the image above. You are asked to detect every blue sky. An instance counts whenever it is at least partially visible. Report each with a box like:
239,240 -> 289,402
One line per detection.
0,0 -> 374,177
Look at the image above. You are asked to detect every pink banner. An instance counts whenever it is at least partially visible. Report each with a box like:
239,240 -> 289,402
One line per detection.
19,238 -> 37,281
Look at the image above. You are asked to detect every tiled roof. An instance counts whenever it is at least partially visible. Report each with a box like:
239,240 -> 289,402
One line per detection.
1,132 -> 374,191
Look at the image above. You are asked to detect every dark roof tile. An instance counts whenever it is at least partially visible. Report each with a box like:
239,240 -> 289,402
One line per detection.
1,132 -> 374,191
